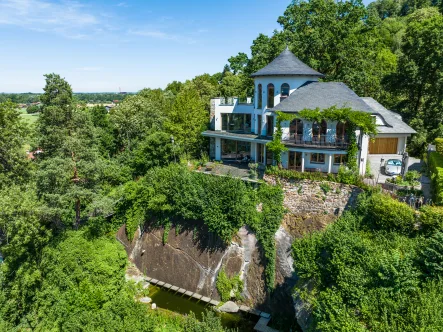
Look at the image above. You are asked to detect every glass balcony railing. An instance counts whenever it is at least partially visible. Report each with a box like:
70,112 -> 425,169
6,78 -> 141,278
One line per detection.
219,97 -> 253,106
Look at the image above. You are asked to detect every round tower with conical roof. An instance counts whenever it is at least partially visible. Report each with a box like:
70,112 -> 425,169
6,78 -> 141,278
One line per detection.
251,47 -> 324,135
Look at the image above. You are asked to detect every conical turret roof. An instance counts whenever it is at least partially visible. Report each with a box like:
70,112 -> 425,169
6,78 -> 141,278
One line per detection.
251,47 -> 324,78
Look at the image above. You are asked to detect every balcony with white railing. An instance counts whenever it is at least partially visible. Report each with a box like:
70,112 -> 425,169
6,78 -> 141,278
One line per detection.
283,134 -> 350,149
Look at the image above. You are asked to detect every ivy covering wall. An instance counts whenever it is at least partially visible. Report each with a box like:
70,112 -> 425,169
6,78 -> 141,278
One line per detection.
267,107 -> 378,171
113,164 -> 285,290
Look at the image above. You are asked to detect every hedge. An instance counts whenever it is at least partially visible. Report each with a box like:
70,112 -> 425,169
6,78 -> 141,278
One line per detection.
435,138 -> 443,155
429,151 -> 443,205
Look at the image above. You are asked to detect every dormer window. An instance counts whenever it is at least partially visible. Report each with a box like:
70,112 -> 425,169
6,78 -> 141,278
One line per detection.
257,84 -> 262,109
267,83 -> 274,108
281,83 -> 290,101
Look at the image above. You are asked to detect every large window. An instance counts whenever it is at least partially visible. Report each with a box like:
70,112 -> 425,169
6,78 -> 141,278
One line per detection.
290,119 -> 303,141
334,154 -> 347,165
266,115 -> 274,137
312,120 -> 327,141
221,139 -> 251,161
267,83 -> 275,108
257,114 -> 262,135
221,114 -> 251,133
289,151 -> 302,170
257,143 -> 265,164
336,122 -> 347,140
281,83 -> 290,101
257,84 -> 262,109
310,153 -> 325,164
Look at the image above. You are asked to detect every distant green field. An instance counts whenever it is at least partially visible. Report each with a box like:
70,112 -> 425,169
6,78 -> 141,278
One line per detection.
20,113 -> 39,124
17,107 -> 39,124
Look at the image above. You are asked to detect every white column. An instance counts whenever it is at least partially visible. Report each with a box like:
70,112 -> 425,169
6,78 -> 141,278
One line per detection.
301,152 -> 305,172
250,142 -> 256,162
215,137 -> 221,161
327,154 -> 333,173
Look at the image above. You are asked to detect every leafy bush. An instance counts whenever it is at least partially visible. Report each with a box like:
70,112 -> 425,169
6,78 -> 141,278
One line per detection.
419,205 -> 443,234
387,171 -> 421,187
420,232 -> 443,278
435,138 -> 443,154
429,151 -> 443,204
320,183 -> 331,194
26,104 -> 40,114
291,190 -> 443,331
216,269 -> 243,302
365,193 -> 416,233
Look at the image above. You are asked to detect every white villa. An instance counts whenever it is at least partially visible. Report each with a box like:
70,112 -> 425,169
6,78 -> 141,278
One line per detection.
202,47 -> 416,175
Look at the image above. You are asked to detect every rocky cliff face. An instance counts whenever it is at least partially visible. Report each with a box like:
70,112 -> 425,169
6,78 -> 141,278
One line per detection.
116,223 -> 269,304
116,179 -> 360,329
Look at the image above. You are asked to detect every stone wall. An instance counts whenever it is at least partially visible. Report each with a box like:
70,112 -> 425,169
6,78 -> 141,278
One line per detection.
264,175 -> 362,216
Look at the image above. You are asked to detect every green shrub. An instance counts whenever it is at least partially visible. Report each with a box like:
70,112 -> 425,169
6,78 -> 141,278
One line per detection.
366,193 -> 416,233
435,138 -> 443,155
216,269 -> 243,302
419,205 -> 443,234
114,164 -> 285,291
320,183 -> 331,194
420,232 -> 443,278
429,151 -> 443,204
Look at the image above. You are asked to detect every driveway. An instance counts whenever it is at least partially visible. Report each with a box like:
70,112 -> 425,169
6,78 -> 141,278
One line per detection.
368,154 -> 431,199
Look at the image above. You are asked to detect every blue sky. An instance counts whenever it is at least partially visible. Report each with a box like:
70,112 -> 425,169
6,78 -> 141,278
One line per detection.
0,0 -> 371,93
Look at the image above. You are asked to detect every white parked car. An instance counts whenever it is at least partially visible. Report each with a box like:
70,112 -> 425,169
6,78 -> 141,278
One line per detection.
384,159 -> 402,176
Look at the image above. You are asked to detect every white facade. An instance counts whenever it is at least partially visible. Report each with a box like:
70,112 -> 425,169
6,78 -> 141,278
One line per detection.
203,54 -> 412,176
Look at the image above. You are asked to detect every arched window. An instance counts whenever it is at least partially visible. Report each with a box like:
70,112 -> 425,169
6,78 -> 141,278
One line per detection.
336,122 -> 347,140
290,119 -> 303,142
281,83 -> 290,101
257,84 -> 262,109
312,120 -> 327,142
267,83 -> 274,108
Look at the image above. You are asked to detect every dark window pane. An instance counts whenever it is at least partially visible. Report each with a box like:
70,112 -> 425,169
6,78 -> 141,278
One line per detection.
258,84 -> 262,109
267,84 -> 274,108
222,114 -> 228,130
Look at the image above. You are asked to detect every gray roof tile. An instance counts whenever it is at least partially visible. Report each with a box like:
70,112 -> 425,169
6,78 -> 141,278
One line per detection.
361,97 -> 416,134
272,81 -> 374,113
251,47 -> 324,78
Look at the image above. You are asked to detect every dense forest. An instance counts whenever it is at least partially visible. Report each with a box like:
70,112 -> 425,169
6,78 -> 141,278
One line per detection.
1,0 -> 443,331
0,92 -> 131,104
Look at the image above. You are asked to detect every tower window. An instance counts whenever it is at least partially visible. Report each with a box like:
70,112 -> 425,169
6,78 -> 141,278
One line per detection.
267,83 -> 274,108
281,83 -> 290,101
257,84 -> 262,109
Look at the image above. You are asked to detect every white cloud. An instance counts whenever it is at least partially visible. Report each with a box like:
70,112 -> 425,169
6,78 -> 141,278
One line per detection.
128,29 -> 196,44
116,2 -> 128,7
0,0 -> 99,38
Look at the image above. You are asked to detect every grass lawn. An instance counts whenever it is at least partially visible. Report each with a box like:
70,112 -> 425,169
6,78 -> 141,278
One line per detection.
20,113 -> 39,125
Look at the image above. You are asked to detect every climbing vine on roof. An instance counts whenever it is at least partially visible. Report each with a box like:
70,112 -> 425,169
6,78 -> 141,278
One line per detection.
268,107 -> 377,171
296,106 -> 378,136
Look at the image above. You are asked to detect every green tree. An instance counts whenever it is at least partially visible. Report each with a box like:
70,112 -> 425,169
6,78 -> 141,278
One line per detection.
387,8 -> 443,155
26,104 -> 40,114
165,87 -> 208,157
0,101 -> 30,187
110,89 -> 171,151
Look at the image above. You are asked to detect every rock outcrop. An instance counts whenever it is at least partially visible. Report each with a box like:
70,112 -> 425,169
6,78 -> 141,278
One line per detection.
219,301 -> 239,313
117,223 -> 266,303
116,178 -> 361,330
